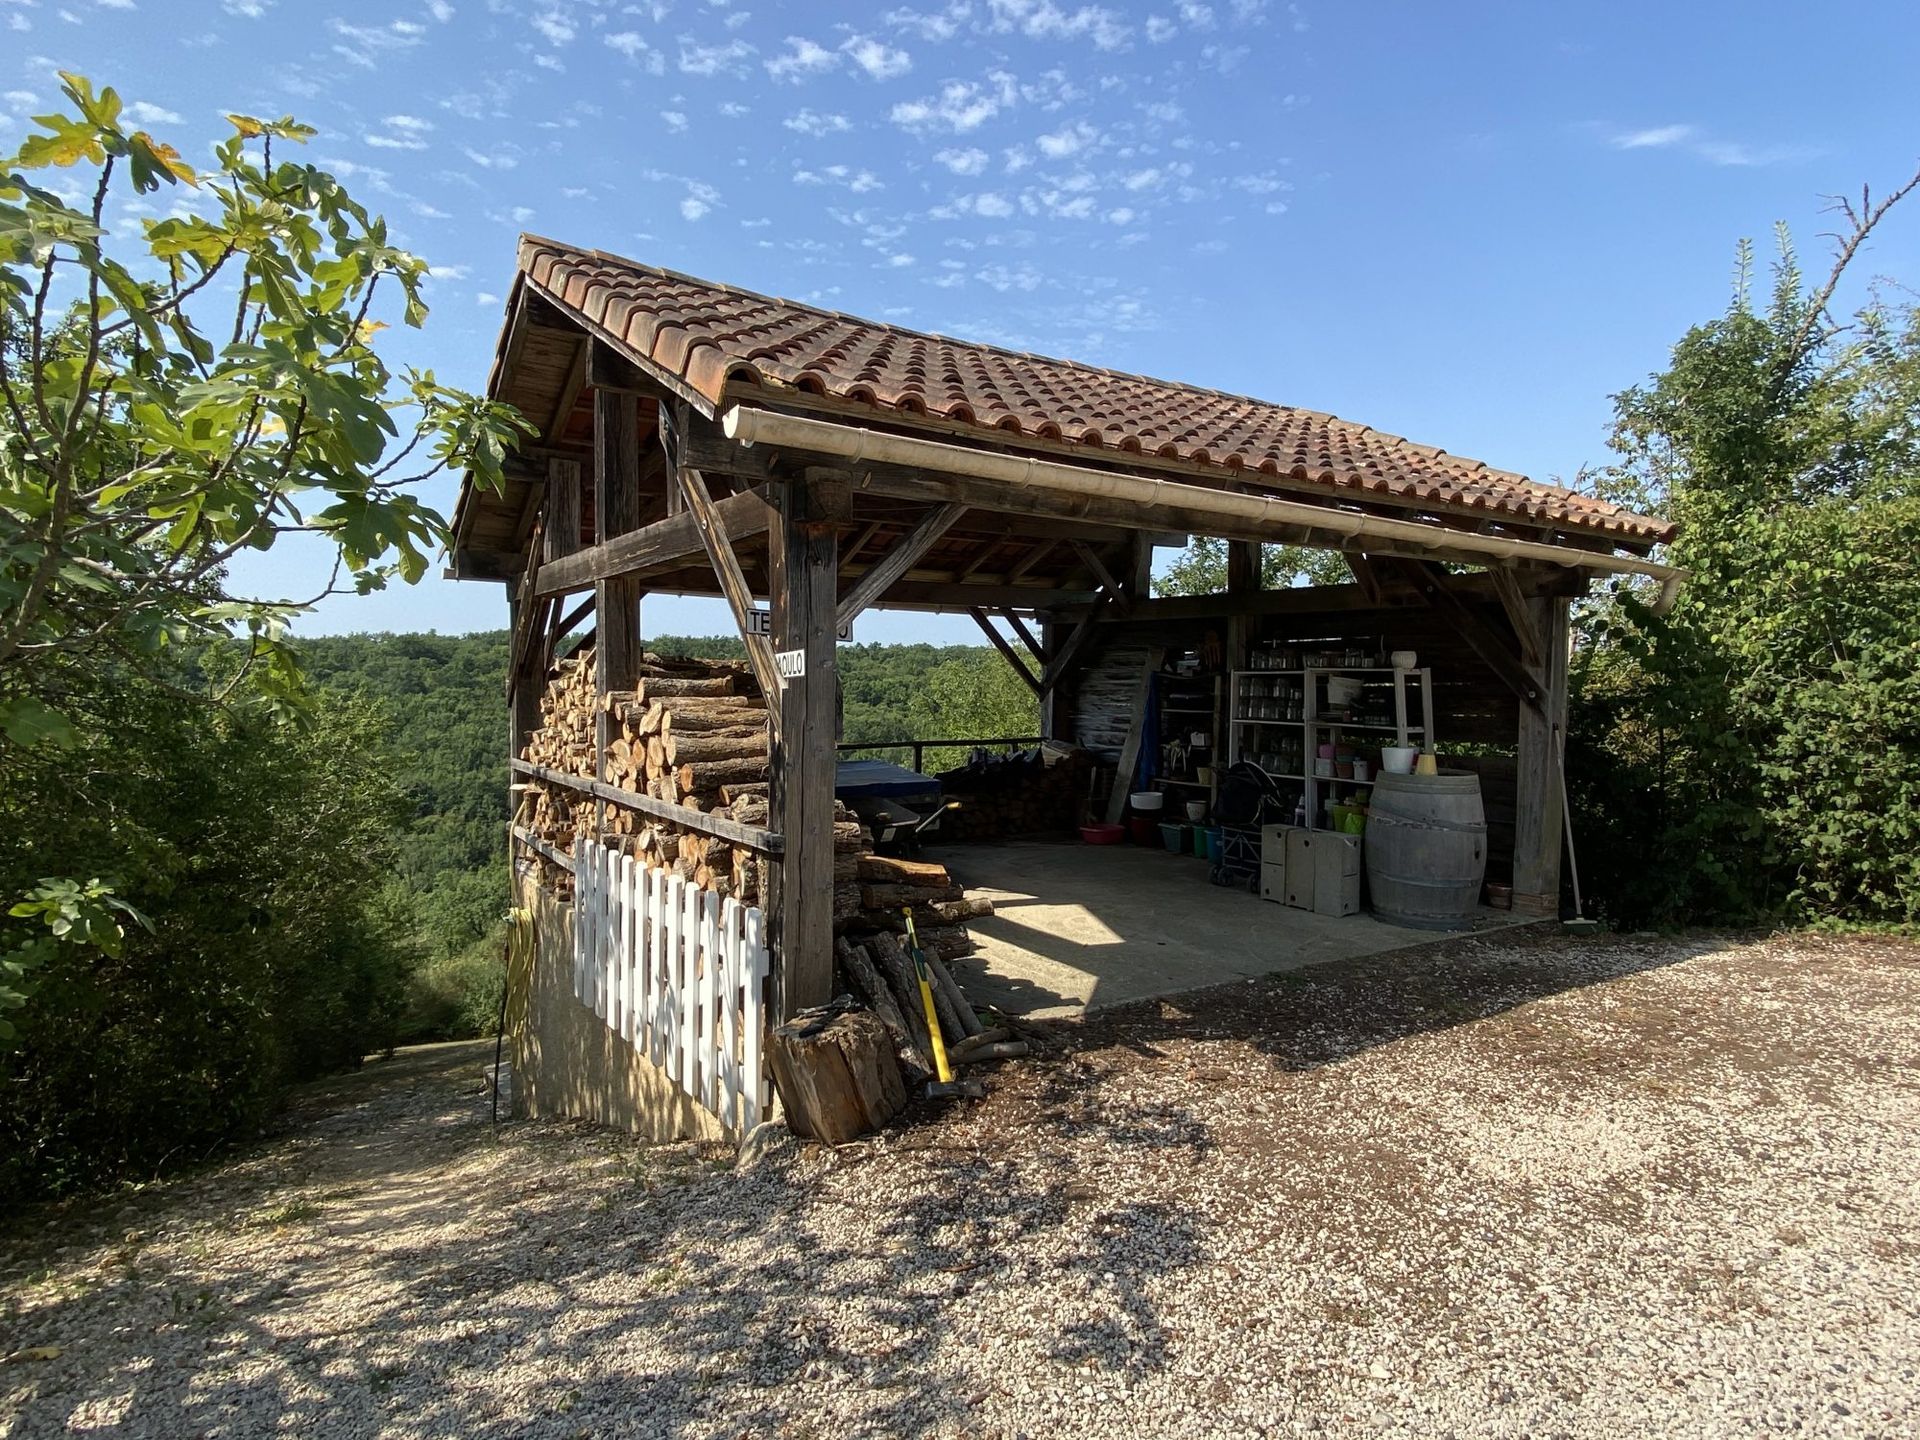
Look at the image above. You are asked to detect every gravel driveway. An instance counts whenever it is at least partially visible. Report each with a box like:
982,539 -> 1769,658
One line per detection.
3,929 -> 1916,1438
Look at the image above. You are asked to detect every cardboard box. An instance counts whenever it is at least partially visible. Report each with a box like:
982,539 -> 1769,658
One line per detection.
1284,829 -> 1316,909
1260,860 -> 1286,903
1314,832 -> 1362,917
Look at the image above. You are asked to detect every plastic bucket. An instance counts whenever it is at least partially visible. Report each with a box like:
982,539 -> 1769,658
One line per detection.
1158,821 -> 1186,851
1204,826 -> 1224,861
1128,816 -> 1159,846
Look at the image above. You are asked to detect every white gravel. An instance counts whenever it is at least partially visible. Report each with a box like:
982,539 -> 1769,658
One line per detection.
3,929 -> 1917,1438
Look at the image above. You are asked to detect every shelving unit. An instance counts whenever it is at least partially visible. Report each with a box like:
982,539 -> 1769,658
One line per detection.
1149,670 -> 1223,812
1227,665 -> 1436,830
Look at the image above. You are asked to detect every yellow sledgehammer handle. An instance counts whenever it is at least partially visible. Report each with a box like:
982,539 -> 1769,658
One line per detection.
903,909 -> 953,1084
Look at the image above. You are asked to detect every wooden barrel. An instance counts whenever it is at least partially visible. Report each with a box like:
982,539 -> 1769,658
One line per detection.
1364,771 -> 1487,930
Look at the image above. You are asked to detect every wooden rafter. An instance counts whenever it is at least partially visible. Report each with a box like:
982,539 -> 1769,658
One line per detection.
998,608 -> 1050,666
967,608 -> 1043,695
835,501 -> 966,629
535,487 -> 771,596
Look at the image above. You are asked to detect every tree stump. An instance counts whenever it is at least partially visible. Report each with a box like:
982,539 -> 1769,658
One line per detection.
767,1004 -> 907,1143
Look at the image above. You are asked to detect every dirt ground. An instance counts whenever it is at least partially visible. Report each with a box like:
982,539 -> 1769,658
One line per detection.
3,928 -> 1916,1438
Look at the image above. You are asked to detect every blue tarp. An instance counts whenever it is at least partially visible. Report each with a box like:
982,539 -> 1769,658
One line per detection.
834,759 -> 943,800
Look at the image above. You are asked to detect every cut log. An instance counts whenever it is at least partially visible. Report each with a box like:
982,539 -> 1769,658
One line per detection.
637,675 -> 741,701
665,731 -> 767,766
856,855 -> 955,885
767,1005 -> 907,1144
836,938 -> 929,1075
676,755 -> 770,792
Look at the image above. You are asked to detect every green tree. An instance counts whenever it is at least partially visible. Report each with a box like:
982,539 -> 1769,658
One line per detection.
0,74 -> 529,1032
1154,537 -> 1351,596
1571,172 -> 1920,926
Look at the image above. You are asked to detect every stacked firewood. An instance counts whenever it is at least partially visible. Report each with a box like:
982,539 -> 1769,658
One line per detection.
514,653 -> 993,950
934,744 -> 1092,841
516,649 -> 771,899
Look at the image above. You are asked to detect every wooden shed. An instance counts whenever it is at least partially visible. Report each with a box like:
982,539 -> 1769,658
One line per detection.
453,236 -> 1678,1137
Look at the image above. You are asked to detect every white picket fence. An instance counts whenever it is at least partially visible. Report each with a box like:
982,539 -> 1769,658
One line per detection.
571,836 -> 771,1133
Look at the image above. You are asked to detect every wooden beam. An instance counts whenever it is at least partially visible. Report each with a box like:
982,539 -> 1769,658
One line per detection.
836,501 -> 966,629
510,759 -> 783,854
767,475 -> 840,1018
998,607 -> 1049,665
535,487 -> 772,596
967,608 -> 1043,695
1489,564 -> 1545,671
841,519 -> 884,572
1071,539 -> 1122,595
674,464 -> 782,704
588,339 -> 653,394
512,823 -> 575,873
1400,559 -> 1546,713
1042,590 -> 1114,690
1006,538 -> 1057,583
545,340 -> 588,444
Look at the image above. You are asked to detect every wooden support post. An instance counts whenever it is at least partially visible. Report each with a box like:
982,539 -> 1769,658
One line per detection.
1511,595 -> 1571,916
998,608 -> 1049,666
595,390 -> 646,840
1038,616 -> 1063,740
1226,538 -> 1260,675
767,475 -> 840,1019
545,456 -> 581,563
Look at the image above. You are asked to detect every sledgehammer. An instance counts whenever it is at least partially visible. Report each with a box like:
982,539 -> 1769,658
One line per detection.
904,909 -> 985,1100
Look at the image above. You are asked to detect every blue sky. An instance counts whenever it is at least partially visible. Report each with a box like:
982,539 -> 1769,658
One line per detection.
5,0 -> 1916,643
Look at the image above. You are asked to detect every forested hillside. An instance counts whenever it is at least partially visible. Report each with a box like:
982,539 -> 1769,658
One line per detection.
294,630 -> 1037,1035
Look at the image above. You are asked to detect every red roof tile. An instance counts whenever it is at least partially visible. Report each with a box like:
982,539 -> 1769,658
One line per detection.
515,235 -> 1676,548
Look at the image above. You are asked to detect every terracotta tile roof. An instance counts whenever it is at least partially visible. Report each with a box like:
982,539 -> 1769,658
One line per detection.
516,235 -> 1676,548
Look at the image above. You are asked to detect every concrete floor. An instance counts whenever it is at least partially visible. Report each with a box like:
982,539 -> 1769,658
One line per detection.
924,838 -> 1536,1020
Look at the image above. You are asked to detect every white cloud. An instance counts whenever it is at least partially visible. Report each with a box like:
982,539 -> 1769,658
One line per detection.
681,195 -> 711,220
222,0 -> 270,15
784,108 -> 851,137
412,200 -> 452,218
95,0 -> 136,10
510,205 -> 535,224
844,36 -> 912,80
935,146 -> 989,175
1232,171 -> 1290,194
1035,120 -> 1098,158
366,133 -> 428,150
1122,166 -> 1161,190
890,72 -> 1016,132
1106,206 -> 1134,224
606,32 -> 665,72
985,0 -> 1130,50
1179,0 -> 1214,25
330,18 -> 426,67
719,100 -> 750,117
884,3 -> 968,41
1144,15 -> 1175,41
530,8 -> 574,45
661,110 -> 688,131
794,164 -> 883,193
123,100 -> 180,125
1612,124 -> 1693,150
429,263 -> 470,279
975,262 -> 1041,292
1605,123 -> 1811,167
463,146 -> 517,170
765,35 -> 837,81
885,252 -> 915,267
427,1 -> 454,19
477,291 -> 500,305
680,37 -> 755,76
973,191 -> 1013,217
